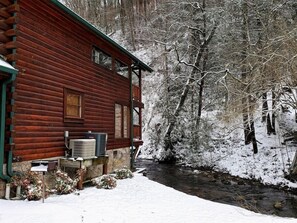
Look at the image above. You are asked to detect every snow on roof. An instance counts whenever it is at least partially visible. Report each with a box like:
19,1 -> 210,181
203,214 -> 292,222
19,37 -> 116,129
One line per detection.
0,58 -> 17,74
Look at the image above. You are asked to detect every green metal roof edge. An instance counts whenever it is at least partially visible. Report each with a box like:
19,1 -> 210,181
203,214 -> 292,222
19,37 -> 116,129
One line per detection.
0,66 -> 18,75
0,60 -> 18,75
50,0 -> 153,72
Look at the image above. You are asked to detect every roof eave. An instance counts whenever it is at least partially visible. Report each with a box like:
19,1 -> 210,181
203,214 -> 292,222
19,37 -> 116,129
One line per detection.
0,59 -> 18,75
50,0 -> 153,72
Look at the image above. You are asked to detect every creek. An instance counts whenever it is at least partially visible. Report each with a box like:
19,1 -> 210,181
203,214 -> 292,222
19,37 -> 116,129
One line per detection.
135,159 -> 297,218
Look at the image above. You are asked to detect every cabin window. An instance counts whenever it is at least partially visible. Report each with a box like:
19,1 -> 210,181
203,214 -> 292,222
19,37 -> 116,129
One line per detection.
115,104 -> 129,138
64,88 -> 84,122
92,47 -> 112,70
115,59 -> 129,78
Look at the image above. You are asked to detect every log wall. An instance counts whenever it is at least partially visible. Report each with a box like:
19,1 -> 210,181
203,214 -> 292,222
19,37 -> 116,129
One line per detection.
12,0 -> 134,161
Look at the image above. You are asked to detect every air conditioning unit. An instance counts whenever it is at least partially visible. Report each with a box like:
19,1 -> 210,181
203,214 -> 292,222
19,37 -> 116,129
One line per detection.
85,132 -> 108,156
69,139 -> 96,159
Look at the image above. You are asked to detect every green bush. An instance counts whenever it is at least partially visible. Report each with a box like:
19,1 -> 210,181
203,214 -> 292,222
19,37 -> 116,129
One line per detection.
11,171 -> 44,201
114,168 -> 134,179
26,181 -> 43,201
54,169 -> 78,194
92,175 -> 117,189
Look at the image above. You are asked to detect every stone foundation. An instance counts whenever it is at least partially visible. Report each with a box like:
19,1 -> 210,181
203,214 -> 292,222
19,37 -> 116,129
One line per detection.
106,147 -> 131,173
0,181 -> 5,198
0,147 -> 131,198
12,161 -> 31,173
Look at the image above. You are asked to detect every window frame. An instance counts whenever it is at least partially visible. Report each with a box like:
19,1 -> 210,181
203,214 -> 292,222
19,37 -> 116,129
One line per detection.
92,46 -> 112,70
114,103 -> 130,139
115,59 -> 129,78
64,88 -> 85,123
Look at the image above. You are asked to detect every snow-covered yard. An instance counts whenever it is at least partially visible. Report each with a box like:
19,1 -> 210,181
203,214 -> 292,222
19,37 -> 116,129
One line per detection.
0,173 -> 295,223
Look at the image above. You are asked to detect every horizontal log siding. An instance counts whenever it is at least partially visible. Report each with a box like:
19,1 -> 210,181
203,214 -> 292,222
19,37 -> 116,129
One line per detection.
13,0 -> 132,161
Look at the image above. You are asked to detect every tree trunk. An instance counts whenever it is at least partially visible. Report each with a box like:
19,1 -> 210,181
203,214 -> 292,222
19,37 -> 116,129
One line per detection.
196,0 -> 207,130
164,71 -> 197,151
242,105 -> 252,145
103,0 -> 108,33
126,0 -> 136,50
241,0 -> 253,146
164,49 -> 204,152
119,0 -> 126,35
250,118 -> 258,154
271,91 -> 276,134
144,0 -> 147,23
241,0 -> 249,142
266,113 -> 274,135
248,95 -> 258,154
262,92 -> 268,122
163,23 -> 217,153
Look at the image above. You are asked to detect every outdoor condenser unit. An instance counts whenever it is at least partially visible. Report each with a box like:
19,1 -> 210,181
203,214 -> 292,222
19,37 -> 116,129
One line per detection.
85,132 -> 108,156
69,139 -> 96,159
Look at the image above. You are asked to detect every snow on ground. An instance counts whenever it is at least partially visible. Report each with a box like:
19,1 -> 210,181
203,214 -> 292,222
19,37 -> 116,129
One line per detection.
140,87 -> 297,189
211,107 -> 297,188
0,174 -> 296,223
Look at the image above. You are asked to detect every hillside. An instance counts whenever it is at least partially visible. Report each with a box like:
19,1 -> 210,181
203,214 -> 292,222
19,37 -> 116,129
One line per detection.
136,40 -> 297,188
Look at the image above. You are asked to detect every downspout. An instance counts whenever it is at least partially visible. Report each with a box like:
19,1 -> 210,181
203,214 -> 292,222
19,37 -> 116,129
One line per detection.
0,73 -> 16,182
6,0 -> 18,178
130,66 -> 134,170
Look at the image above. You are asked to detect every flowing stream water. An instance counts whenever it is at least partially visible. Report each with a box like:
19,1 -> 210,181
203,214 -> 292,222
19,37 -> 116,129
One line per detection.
135,159 -> 297,218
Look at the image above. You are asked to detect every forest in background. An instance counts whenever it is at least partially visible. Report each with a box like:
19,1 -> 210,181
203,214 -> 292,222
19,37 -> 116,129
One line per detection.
64,0 -> 297,166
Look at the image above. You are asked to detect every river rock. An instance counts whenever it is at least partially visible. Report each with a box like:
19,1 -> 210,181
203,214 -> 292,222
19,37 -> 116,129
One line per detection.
273,201 -> 285,210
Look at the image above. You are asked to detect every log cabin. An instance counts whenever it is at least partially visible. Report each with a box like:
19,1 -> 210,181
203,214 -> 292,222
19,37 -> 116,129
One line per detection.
0,0 -> 152,198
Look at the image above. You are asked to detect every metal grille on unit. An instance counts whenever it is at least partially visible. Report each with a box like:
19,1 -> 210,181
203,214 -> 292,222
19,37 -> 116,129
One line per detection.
69,139 -> 96,159
85,132 -> 108,156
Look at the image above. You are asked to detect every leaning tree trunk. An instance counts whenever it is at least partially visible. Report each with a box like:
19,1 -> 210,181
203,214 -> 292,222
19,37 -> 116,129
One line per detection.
163,24 -> 217,158
164,58 -> 203,153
